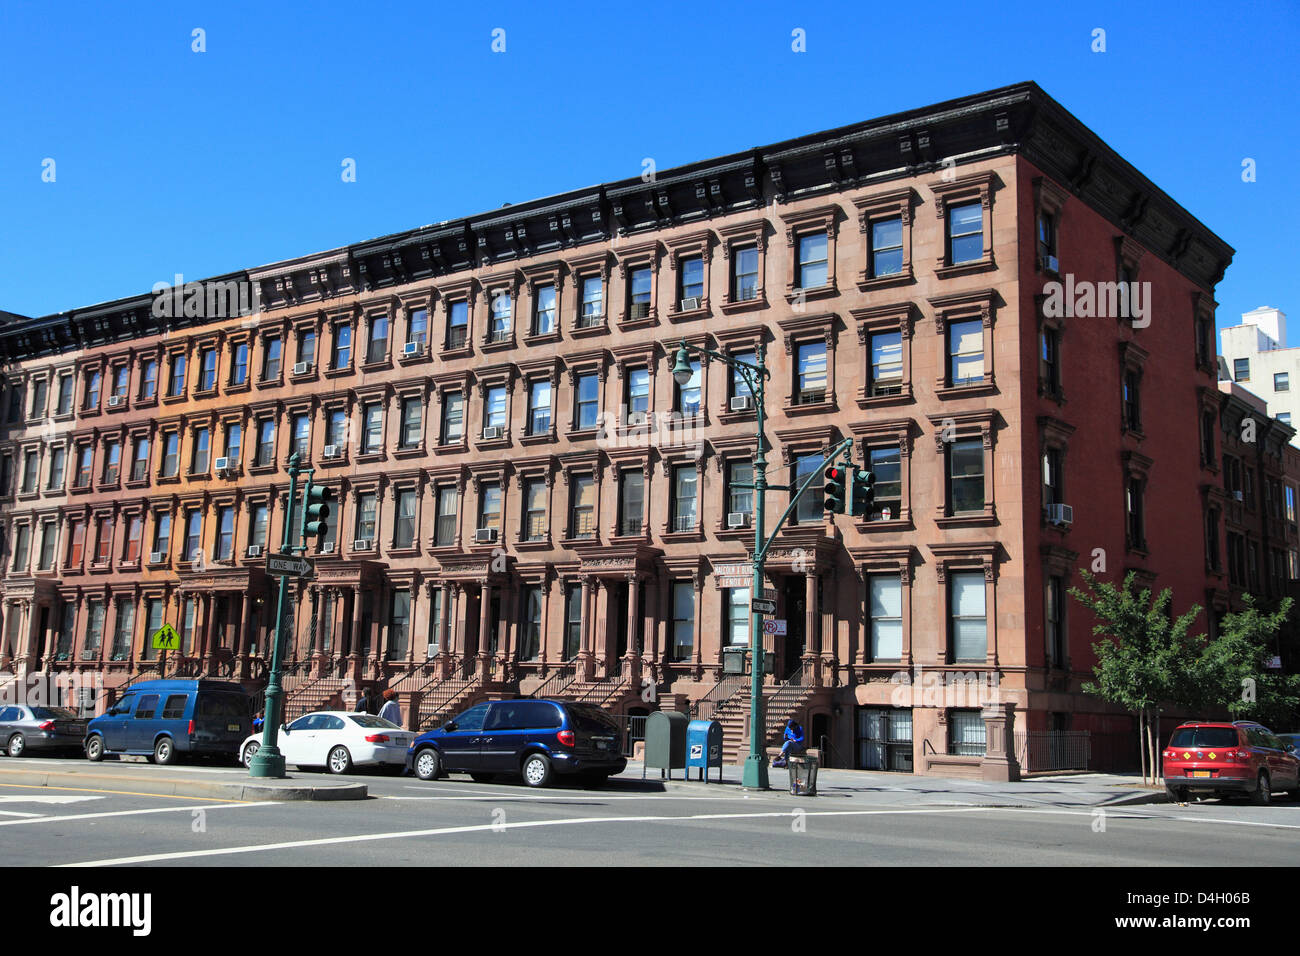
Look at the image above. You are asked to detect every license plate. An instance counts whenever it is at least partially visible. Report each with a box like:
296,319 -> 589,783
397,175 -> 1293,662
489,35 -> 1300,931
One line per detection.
227,723 -> 240,732
595,739 -> 610,750
1190,770 -> 1212,778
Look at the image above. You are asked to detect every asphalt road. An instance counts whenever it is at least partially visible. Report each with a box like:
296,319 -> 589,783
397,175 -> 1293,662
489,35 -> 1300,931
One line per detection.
2,756 -> 1300,867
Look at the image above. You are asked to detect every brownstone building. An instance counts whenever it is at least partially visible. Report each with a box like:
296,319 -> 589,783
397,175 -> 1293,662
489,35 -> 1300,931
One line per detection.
0,82 -> 1238,774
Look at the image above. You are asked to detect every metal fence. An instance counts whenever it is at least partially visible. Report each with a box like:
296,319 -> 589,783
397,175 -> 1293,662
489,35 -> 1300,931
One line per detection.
605,714 -> 649,756
1014,730 -> 1089,772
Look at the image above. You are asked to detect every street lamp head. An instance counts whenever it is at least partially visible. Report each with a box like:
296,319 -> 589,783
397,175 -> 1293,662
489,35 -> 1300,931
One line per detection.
672,344 -> 693,387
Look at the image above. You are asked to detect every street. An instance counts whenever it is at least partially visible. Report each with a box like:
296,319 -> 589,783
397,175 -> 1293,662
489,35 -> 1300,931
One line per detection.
2,757 -> 1299,867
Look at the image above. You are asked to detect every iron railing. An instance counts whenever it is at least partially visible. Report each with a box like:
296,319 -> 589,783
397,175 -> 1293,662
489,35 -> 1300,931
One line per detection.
530,662 -> 577,699
574,676 -> 627,707
1014,730 -> 1091,772
690,673 -> 748,720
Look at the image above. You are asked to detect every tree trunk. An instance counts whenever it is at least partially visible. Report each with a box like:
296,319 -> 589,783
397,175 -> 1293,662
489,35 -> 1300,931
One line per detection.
1137,710 -> 1148,785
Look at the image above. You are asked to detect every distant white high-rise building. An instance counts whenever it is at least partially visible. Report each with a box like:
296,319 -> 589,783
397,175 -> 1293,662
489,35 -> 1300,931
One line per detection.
1220,307 -> 1297,441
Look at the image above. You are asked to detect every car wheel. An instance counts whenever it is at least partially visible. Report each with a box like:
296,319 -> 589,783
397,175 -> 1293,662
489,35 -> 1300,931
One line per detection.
1251,771 -> 1271,805
521,753 -> 552,788
242,741 -> 260,769
469,773 -> 496,784
153,737 -> 176,766
7,734 -> 26,758
414,748 -> 441,781
1164,784 -> 1188,803
327,746 -> 352,775
85,735 -> 104,761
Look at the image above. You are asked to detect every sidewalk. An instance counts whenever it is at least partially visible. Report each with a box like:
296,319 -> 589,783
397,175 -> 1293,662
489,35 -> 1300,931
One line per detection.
617,761 -> 1165,808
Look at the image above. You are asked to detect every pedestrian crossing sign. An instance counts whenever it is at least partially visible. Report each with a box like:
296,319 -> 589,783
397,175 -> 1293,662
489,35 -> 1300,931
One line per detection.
152,623 -> 180,651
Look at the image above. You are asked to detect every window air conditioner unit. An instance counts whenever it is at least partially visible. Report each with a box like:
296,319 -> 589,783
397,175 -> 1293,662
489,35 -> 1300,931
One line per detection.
1046,503 -> 1074,526
353,539 -> 373,551
482,426 -> 502,440
149,552 -> 164,564
246,545 -> 263,558
627,412 -> 647,425
1040,255 -> 1059,274
293,361 -> 312,375
107,395 -> 122,408
321,543 -> 335,554
727,512 -> 751,529
323,445 -> 340,459
680,296 -> 700,312
730,395 -> 753,412
403,342 -> 423,357
475,527 -> 498,544
214,457 -> 230,472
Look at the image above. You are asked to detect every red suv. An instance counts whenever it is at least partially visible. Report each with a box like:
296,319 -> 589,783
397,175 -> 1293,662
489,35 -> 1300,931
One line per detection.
1163,721 -> 1300,804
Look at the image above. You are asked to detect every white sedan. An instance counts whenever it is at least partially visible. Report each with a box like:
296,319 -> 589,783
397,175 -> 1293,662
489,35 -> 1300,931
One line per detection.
240,711 -> 415,774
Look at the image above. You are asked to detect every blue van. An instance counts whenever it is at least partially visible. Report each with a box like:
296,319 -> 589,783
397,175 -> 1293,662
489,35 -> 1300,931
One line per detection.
85,679 -> 253,765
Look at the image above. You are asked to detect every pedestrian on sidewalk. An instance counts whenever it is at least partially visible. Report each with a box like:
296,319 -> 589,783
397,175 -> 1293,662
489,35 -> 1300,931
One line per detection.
772,719 -> 805,768
378,689 -> 402,728
355,686 -> 375,714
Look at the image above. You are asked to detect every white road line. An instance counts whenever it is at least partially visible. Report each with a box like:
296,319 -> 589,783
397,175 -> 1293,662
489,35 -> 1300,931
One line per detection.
0,801 -> 278,827
983,805 -> 1300,831
0,794 -> 105,805
380,793 -> 744,802
61,806 -> 997,866
0,810 -> 42,818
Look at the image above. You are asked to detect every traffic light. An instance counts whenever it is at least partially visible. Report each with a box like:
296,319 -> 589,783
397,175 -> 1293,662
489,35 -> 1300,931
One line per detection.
302,482 -> 335,540
850,469 -> 875,518
823,465 -> 846,513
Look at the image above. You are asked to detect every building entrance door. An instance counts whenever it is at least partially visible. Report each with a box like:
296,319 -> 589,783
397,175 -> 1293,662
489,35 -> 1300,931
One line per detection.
611,583 -> 628,661
781,578 -> 805,679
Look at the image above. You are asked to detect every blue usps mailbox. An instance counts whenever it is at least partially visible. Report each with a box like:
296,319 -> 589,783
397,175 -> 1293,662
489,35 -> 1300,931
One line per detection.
686,719 -> 724,783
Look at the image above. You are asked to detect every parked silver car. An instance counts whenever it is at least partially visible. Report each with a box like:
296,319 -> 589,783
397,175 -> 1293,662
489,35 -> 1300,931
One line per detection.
0,705 -> 88,757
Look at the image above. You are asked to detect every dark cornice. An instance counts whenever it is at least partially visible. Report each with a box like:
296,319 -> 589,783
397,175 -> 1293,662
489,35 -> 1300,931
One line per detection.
1,81 -> 1233,364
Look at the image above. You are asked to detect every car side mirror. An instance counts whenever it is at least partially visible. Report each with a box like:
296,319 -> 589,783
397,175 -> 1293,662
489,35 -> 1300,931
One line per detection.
444,722 -> 457,733
281,726 -> 289,734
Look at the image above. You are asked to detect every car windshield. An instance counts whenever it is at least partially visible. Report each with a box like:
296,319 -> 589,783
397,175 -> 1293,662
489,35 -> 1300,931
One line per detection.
31,707 -> 79,720
1169,727 -> 1238,749
348,715 -> 401,729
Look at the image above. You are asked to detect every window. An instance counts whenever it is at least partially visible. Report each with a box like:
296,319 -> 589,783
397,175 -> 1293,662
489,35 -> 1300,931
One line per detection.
949,710 -> 986,756
191,427 -> 210,474
184,510 -> 202,562
435,486 -> 458,546
727,461 -> 753,517
1040,326 -> 1061,397
731,351 -> 756,400
256,419 -> 276,467
321,409 -> 344,450
263,337 -> 282,381
57,374 -> 74,414
288,413 -> 309,460
948,319 -> 984,387
488,293 -> 511,342
231,342 -> 249,386
1288,485 -> 1297,523
675,360 -> 701,417
355,492 -> 377,543
479,483 -> 502,531
1045,575 -> 1065,666
447,301 -> 469,349
67,520 -> 85,566
1123,369 -> 1142,432
725,587 -> 749,645
796,232 -> 829,289
672,465 -> 697,532
199,348 -> 217,391
580,276 -> 603,323
359,402 -> 382,454
112,365 -> 129,400
564,584 -> 583,660
409,308 -> 428,346
250,504 -> 268,550
332,323 -> 352,369
1281,412 -> 1293,426
388,590 -> 410,660
46,446 -> 65,491
297,329 -> 316,367
441,392 -> 464,444
29,379 -> 47,419
85,370 -> 101,409
38,520 -> 57,570
528,380 -> 552,435
796,341 -> 827,404
533,285 -> 557,336
1042,447 -> 1062,507
520,587 -> 542,661
794,454 -> 822,523
484,386 -> 507,431
132,436 -> 150,481
399,398 -> 422,449
142,601 -> 164,662
158,431 -> 177,478
947,202 -> 983,265
75,445 -> 93,488
1037,211 -> 1057,266
1126,477 -> 1146,550
619,470 -> 644,535
868,446 -> 901,520
94,517 -> 113,564
1276,372 -> 1290,392
733,246 -> 759,301
680,256 -> 704,304
168,353 -> 186,397
870,218 -> 904,278
11,523 -> 30,572
83,602 -> 105,660
215,507 -> 233,560
671,582 -> 694,660
576,373 -> 599,429
180,598 -> 196,654
869,331 -> 903,396
569,475 -> 595,538
868,576 -> 903,661
219,424 -> 239,469
21,451 -> 38,493
950,571 -> 986,662
394,490 -> 416,548
628,267 -> 652,319
523,478 -> 547,541
1234,358 -> 1250,382
948,439 -> 984,514
151,513 -> 169,560
101,441 -> 120,485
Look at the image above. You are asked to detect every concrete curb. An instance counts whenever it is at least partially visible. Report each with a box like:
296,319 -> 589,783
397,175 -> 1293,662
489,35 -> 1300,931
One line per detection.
0,767 -> 368,802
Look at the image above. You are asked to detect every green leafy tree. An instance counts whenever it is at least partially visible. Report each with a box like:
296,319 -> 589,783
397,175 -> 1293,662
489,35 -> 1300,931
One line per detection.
1197,595 -> 1300,729
1069,570 -> 1205,784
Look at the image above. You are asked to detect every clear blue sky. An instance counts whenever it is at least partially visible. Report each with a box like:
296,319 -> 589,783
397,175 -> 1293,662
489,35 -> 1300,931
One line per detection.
1,0 -> 1296,339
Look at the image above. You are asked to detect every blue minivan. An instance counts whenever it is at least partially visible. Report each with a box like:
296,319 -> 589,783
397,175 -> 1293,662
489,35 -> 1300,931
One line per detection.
407,698 -> 627,788
85,679 -> 253,765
